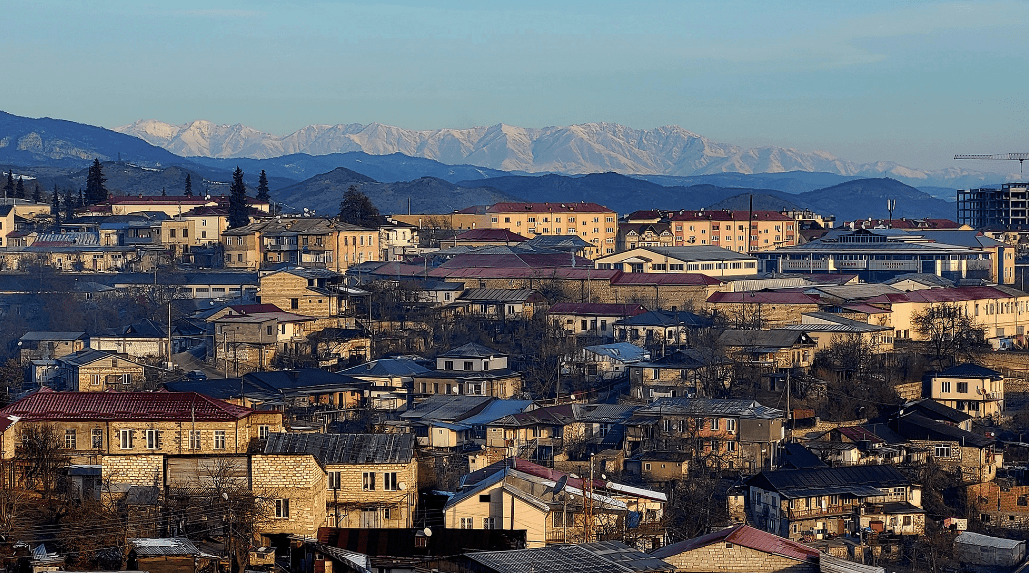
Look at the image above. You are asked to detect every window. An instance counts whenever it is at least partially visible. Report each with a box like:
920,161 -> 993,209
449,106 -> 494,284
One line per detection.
464,361 -> 473,371
725,440 -> 736,452
384,472 -> 399,491
145,429 -> 162,450
274,498 -> 290,518
460,517 -> 474,529
213,430 -> 226,450
483,517 -> 496,529
64,429 -> 76,449
479,494 -> 491,502
91,428 -> 103,449
258,425 -> 270,439
725,419 -> 737,433
363,472 -> 376,491
328,471 -> 341,490
188,430 -> 201,450
940,380 -> 952,393
91,374 -> 102,386
119,429 -> 134,449
957,382 -> 968,393
267,325 -> 273,335
711,418 -> 720,431
644,463 -> 652,471
934,444 -> 952,458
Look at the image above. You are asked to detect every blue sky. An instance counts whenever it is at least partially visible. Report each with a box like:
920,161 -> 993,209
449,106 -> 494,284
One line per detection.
4,0 -> 1028,171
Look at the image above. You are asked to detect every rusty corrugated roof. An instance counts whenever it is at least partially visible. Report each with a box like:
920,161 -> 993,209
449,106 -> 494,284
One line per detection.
0,389 -> 254,422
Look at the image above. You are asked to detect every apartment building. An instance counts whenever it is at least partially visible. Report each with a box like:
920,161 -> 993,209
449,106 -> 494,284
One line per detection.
958,183 -> 1029,228
669,210 -> 797,253
222,217 -> 379,272
486,202 -> 617,258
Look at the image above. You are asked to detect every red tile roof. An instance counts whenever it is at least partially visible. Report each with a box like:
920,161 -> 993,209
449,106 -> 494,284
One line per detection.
0,389 -> 255,422
670,210 -> 792,222
487,202 -> 614,214
610,273 -> 722,286
454,229 -> 529,242
652,524 -> 819,562
547,303 -> 648,317
864,286 -> 1021,305
707,291 -> 821,304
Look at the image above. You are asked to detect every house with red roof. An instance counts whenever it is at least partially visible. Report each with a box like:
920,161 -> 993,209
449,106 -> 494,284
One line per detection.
651,524 -> 820,572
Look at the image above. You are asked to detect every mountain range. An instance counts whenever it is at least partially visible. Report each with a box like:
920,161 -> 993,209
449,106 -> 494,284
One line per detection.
115,118 -> 1004,189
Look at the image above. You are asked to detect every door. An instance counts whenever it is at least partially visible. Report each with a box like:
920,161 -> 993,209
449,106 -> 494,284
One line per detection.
360,509 -> 380,528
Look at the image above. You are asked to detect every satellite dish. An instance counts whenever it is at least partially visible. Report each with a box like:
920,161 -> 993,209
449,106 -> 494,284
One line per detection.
553,475 -> 568,496
601,474 -> 607,480
398,482 -> 408,491
423,527 -> 432,537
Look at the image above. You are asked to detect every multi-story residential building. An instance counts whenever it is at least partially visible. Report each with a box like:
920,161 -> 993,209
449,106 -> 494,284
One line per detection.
627,348 -> 732,401
958,183 -> 1029,228
624,398 -> 785,474
548,303 -> 647,340
864,285 -> 1029,343
744,465 -> 924,541
717,330 -> 817,371
256,267 -> 355,317
485,202 -> 618,258
486,403 -> 639,465
413,343 -> 523,399
617,221 -> 674,251
892,400 -> 1001,483
595,246 -> 758,278
222,217 -> 379,272
926,364 -> 1005,418
259,432 -> 418,533
669,210 -> 797,253
209,307 -> 318,374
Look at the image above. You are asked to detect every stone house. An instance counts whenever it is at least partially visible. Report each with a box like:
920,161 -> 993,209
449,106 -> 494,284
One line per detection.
623,451 -> 690,488
717,329 -> 817,371
628,348 -> 732,401
967,482 -> 1029,531
486,403 -> 639,466
547,302 -> 647,340
55,349 -> 147,392
222,217 -> 379,272
0,388 -> 283,488
612,309 -> 713,348
706,291 -> 822,329
413,343 -> 523,399
259,433 -> 417,536
256,267 -> 354,317
925,363 -> 1005,418
17,331 -> 87,362
744,465 -> 924,542
624,398 -> 784,475
651,524 -> 821,573
892,410 -> 1000,483
456,288 -> 545,319
570,342 -> 650,380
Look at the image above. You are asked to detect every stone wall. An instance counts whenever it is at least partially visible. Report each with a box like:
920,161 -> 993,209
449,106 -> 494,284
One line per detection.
102,454 -> 164,487
663,544 -> 817,573
252,454 -> 327,537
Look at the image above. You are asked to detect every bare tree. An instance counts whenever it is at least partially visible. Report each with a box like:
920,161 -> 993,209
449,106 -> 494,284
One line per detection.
16,423 -> 70,499
912,302 -> 988,369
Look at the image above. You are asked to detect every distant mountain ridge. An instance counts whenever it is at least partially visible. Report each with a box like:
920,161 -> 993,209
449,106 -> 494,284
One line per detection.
115,118 -> 1001,188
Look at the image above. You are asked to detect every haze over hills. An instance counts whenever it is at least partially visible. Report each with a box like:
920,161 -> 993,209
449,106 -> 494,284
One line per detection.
272,167 -> 520,215
115,118 -> 1003,189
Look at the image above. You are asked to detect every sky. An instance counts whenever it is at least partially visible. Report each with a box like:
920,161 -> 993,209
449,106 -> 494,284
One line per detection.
3,0 -> 1028,172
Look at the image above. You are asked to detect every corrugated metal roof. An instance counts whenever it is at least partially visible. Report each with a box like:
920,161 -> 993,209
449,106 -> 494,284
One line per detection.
263,432 -> 414,465
18,331 -> 86,341
0,389 -> 253,422
955,531 -> 1026,549
610,273 -> 721,286
744,465 -> 910,499
548,303 -> 648,317
718,329 -> 815,349
440,342 -> 505,358
459,288 -> 539,303
129,538 -> 201,557
487,202 -> 615,214
636,398 -> 782,420
708,291 -> 821,304
865,286 -> 1026,305
467,542 -> 665,573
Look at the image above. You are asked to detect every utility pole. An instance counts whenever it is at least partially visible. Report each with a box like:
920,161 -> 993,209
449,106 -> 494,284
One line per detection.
167,300 -> 173,370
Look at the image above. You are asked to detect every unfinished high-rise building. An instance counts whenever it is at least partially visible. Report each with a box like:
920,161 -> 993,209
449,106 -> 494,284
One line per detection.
958,183 -> 1029,228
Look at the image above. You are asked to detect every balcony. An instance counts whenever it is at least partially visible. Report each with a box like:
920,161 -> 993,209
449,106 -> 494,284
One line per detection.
264,243 -> 298,251
788,503 -> 859,520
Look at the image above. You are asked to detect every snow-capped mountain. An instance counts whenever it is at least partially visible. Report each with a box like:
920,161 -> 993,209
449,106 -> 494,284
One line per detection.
115,119 -> 996,184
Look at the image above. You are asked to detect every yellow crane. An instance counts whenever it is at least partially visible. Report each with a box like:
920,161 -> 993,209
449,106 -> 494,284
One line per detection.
955,153 -> 1029,176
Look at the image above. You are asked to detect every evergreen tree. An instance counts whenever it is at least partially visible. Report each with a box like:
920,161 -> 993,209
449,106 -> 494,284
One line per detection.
227,166 -> 250,229
256,170 -> 271,202
184,173 -> 193,197
32,183 -> 42,203
14,177 -> 24,199
2,171 -> 12,199
85,158 -> 107,205
63,189 -> 75,222
51,185 -> 61,227
77,189 -> 84,208
338,185 -> 382,227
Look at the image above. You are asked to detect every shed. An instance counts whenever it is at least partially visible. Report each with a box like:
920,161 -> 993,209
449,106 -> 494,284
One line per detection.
954,531 -> 1025,568
127,538 -> 200,573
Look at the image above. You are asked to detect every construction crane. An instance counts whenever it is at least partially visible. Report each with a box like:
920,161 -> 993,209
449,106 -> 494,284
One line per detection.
955,153 -> 1029,175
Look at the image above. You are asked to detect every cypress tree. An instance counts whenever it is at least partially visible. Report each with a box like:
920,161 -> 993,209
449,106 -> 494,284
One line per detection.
256,170 -> 271,202
339,185 -> 382,227
184,173 -> 193,197
85,158 -> 107,204
2,171 -> 12,199
32,183 -> 42,203
52,185 -> 61,227
228,166 -> 250,228
63,189 -> 75,222
14,177 -> 24,199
